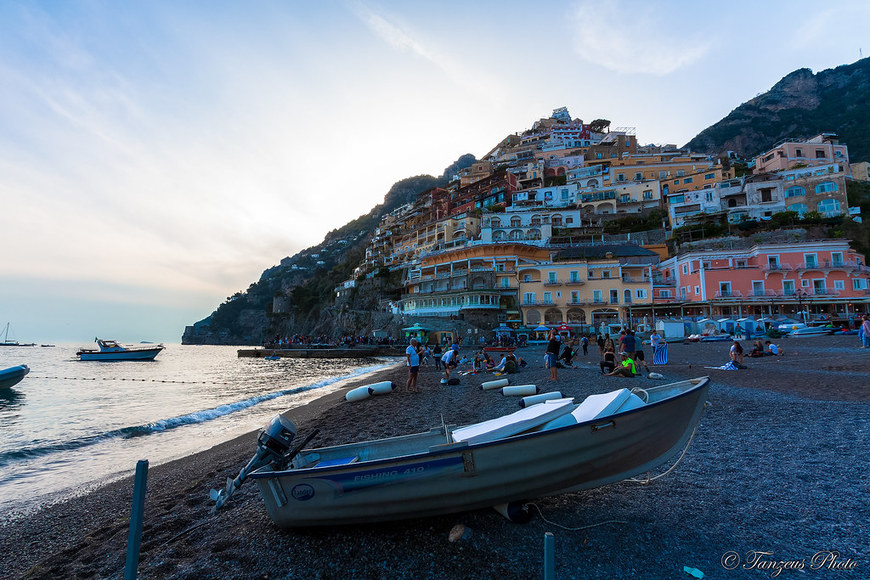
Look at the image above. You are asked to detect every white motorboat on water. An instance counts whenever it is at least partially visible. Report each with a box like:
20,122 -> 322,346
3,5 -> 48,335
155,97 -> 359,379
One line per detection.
212,377 -> 711,527
787,325 -> 834,337
76,338 -> 164,361
0,364 -> 30,389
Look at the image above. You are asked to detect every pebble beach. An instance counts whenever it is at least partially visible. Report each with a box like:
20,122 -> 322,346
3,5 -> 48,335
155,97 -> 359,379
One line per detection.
1,335 -> 867,579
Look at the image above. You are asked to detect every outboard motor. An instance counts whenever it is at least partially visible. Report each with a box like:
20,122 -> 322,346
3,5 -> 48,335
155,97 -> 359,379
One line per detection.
211,415 -> 311,511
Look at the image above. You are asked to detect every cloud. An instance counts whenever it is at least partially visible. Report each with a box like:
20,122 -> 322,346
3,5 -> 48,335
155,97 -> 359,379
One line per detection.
568,0 -> 711,75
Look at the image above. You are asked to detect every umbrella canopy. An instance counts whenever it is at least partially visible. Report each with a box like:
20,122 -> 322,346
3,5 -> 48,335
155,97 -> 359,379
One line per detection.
402,324 -> 430,331
533,325 -> 549,332
556,324 -> 572,331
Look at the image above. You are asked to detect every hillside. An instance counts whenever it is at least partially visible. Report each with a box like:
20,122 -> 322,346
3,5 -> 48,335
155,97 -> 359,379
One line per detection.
685,57 -> 870,161
182,155 -> 475,345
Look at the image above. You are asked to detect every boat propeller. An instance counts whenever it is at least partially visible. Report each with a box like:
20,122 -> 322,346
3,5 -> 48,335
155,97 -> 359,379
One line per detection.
210,414 -> 318,510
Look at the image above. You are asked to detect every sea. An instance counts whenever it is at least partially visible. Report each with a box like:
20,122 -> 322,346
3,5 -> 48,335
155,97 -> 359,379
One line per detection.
0,344 -> 396,519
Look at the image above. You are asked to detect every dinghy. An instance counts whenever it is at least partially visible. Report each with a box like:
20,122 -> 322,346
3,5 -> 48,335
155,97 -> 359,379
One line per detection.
0,364 -> 29,389
212,377 -> 710,527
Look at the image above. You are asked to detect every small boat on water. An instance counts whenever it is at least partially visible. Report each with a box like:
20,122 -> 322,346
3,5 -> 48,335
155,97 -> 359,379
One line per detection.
212,377 -> 710,527
1,323 -> 35,347
76,338 -> 164,361
0,364 -> 30,389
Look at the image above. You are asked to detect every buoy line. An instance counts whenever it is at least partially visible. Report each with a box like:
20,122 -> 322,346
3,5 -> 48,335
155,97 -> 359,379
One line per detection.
30,376 -> 231,385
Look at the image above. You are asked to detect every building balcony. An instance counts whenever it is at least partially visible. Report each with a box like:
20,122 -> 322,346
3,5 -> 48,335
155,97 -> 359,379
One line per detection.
762,264 -> 793,274
590,299 -> 609,305
713,291 -> 743,299
543,281 -> 563,286
567,299 -> 587,305
621,276 -> 650,284
565,280 -> 585,286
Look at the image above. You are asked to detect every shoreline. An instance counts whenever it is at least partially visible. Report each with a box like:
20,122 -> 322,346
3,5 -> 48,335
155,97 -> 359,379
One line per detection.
1,336 -> 867,578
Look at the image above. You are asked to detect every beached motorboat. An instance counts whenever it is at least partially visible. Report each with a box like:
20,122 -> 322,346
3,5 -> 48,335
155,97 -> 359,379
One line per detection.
76,338 -> 164,361
0,364 -> 29,389
213,377 -> 710,527
787,325 -> 833,337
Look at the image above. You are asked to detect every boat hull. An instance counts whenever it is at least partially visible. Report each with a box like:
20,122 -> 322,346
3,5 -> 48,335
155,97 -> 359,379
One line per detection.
77,348 -> 163,361
0,364 -> 30,389
251,378 -> 709,527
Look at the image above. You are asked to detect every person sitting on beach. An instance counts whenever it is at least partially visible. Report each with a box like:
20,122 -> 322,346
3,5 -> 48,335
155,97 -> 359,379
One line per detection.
730,341 -> 747,368
607,352 -> 637,378
599,347 -> 616,375
748,340 -> 766,357
471,352 -> 485,373
492,353 -> 518,374
558,342 -> 576,368
765,340 -> 784,356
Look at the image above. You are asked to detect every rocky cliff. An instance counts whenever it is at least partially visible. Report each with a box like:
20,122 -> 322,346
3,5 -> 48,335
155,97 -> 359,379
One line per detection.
685,57 -> 870,161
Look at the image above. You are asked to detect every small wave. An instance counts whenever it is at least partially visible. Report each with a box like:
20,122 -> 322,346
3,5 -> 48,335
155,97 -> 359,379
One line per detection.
0,361 -> 393,468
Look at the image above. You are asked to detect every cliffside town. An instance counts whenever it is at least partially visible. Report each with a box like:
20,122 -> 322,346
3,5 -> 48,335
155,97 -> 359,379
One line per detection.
184,91 -> 870,346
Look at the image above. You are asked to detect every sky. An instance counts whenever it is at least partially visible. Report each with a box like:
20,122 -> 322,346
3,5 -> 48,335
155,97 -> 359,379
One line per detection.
1,1 -> 868,343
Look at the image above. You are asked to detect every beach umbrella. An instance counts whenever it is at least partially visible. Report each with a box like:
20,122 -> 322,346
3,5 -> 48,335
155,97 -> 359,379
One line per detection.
534,325 -> 549,332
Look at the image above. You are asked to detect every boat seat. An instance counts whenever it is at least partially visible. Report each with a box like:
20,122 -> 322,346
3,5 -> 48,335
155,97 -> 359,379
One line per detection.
313,456 -> 359,468
451,399 -> 574,445
540,389 -> 646,430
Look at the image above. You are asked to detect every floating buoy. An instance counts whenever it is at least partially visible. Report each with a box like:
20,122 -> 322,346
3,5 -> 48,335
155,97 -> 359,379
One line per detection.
367,381 -> 396,395
345,386 -> 371,402
502,385 -> 539,397
480,378 -> 509,391
519,391 -> 563,408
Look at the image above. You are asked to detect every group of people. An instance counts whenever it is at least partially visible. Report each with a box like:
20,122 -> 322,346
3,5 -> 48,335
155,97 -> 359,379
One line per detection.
596,328 -> 651,378
405,339 -> 527,392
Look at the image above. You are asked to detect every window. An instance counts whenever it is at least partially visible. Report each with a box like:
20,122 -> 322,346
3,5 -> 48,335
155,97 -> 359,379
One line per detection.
815,149 -> 826,159
785,186 -> 805,198
760,188 -> 773,203
831,252 -> 844,266
644,190 -> 653,200
634,172 -> 643,181
593,289 -> 603,303
719,282 -> 731,297
787,203 -> 808,216
817,199 -> 841,216
736,260 -> 747,268
795,148 -> 803,157
610,289 -> 619,303
551,215 -> 562,227
834,280 -> 845,290
813,279 -> 826,294
570,291 -> 580,303
490,217 -> 501,227
617,173 -> 625,182
853,278 -> 867,290
543,292 -> 553,304
523,274 -> 532,282
569,270 -> 579,283
671,194 -> 685,204
676,170 -> 685,177
804,254 -> 817,268
682,264 -> 688,275
801,279 -> 810,288
602,270 -> 611,279
659,171 -> 668,179
782,280 -> 795,295
624,289 -> 632,304
752,281 -> 764,296
684,177 -> 693,184
561,189 -> 570,200
635,289 -> 647,299
660,290 -> 671,298
588,270 -> 595,279
510,216 -> 521,227
705,191 -> 713,202
768,255 -> 780,269
523,292 -> 536,304
815,181 -> 838,194
694,286 -> 700,294
704,173 -> 715,180
548,272 -> 557,284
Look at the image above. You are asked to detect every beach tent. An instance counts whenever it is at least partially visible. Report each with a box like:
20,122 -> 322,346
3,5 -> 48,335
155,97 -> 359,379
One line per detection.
493,325 -> 513,335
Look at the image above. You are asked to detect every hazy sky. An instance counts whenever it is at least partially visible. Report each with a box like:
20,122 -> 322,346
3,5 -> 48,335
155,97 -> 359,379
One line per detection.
1,1 -> 867,343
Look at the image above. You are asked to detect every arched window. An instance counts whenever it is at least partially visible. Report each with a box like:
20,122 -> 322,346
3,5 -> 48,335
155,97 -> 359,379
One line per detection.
531,215 -> 542,226
787,203 -> 808,216
551,214 -> 562,227
528,228 -> 541,240
785,186 -> 805,198
490,217 -> 501,228
815,181 -> 838,194
817,198 -> 841,216
509,229 -> 524,241
510,216 -> 521,227
493,230 -> 507,241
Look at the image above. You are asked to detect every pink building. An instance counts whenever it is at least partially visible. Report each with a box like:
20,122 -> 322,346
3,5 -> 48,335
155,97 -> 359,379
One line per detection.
754,133 -> 851,176
650,240 -> 870,320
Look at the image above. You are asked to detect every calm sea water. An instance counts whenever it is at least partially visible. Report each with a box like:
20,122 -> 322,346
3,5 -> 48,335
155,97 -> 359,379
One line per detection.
0,344 -> 396,517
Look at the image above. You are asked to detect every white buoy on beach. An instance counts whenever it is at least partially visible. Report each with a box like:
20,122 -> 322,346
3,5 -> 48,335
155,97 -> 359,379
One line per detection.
519,391 -> 563,408
367,381 -> 396,395
345,386 -> 371,402
501,385 -> 539,397
480,378 -> 510,391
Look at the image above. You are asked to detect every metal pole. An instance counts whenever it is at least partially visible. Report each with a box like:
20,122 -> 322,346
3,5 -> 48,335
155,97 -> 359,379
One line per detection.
544,532 -> 555,580
125,460 -> 149,580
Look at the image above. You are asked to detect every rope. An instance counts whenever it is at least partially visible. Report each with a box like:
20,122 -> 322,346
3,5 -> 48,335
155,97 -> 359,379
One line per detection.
626,404 -> 708,484
30,376 -> 231,385
528,503 -> 627,531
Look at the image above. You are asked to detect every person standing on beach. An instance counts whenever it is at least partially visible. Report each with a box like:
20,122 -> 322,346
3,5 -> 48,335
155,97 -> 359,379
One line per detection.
546,329 -> 560,380
433,343 -> 442,370
597,334 -> 605,358
603,333 -> 614,354
581,335 -> 589,356
441,345 -> 459,382
651,329 -> 668,365
862,315 -> 870,348
405,338 -> 421,393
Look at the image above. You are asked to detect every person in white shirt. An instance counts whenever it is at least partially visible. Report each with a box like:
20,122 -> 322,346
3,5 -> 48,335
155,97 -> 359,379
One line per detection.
765,340 -> 783,356
441,345 -> 459,382
405,338 -> 421,392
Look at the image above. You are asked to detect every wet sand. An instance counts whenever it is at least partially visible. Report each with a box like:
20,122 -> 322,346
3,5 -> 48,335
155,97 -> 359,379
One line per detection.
1,335 -> 868,579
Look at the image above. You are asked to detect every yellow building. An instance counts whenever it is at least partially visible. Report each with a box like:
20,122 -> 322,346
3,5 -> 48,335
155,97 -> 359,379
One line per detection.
517,245 -> 659,329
